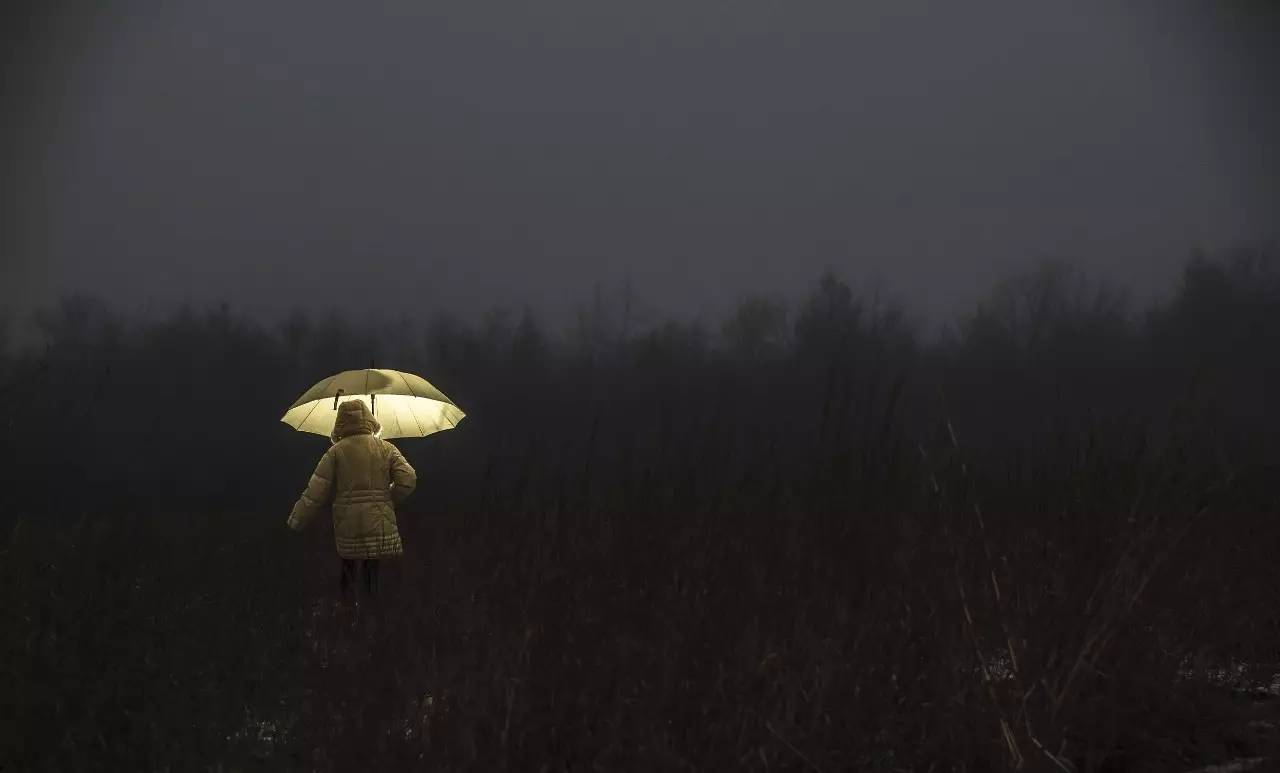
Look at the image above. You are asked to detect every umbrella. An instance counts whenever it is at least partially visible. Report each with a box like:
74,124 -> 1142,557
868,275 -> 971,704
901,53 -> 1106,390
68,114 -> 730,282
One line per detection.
281,367 -> 466,439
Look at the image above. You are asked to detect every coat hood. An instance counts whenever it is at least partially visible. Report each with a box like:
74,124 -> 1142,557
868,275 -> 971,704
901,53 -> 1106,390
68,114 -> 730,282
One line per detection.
331,398 -> 382,443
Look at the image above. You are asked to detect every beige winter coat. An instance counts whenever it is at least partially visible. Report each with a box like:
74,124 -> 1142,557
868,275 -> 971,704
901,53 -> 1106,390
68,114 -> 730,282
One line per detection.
287,399 -> 417,559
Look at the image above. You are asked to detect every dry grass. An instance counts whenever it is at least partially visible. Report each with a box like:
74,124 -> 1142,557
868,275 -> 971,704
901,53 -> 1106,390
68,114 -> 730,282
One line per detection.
5,255 -> 1280,770
3,418 -> 1277,772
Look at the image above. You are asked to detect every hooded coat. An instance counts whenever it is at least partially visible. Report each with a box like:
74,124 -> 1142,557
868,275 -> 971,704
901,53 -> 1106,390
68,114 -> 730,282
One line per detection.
287,398 -> 417,559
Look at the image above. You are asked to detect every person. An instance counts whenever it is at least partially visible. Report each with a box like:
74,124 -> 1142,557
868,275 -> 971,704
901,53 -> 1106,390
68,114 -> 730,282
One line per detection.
287,398 -> 417,602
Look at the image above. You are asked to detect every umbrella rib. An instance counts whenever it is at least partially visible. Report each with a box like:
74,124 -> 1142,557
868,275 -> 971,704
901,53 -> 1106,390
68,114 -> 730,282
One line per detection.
394,397 -> 407,438
396,371 -> 427,436
294,375 -> 337,430
396,370 -> 420,399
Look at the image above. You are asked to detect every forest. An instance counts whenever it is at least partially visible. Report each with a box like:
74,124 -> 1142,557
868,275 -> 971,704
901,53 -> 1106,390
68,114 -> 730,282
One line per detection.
2,243 -> 1279,772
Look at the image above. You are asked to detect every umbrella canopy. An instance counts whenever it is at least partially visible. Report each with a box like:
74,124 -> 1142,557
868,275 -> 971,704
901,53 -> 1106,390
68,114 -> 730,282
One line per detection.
281,368 -> 466,440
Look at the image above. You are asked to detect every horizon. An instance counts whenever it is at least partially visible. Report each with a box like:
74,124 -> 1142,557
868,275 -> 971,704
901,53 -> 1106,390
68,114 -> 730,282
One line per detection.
1,241 -> 1266,354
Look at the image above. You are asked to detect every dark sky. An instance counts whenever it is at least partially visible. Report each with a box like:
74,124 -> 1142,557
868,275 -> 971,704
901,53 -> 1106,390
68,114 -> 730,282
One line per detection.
3,0 -> 1277,338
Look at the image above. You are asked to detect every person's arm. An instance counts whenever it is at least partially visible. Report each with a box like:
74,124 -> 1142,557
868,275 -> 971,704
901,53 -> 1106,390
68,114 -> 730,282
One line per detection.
387,442 -> 417,504
287,449 -> 336,531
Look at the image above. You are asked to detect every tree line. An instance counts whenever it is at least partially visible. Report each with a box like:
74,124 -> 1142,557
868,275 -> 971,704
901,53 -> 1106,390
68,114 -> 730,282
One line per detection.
0,243 -> 1276,521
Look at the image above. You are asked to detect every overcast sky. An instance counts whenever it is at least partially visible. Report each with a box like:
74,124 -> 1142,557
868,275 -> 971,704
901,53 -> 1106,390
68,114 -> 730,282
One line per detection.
3,0 -> 1277,337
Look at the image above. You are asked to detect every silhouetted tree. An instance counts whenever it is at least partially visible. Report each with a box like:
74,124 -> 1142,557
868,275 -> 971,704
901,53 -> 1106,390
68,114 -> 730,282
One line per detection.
511,306 -> 550,370
633,319 -> 709,371
720,294 -> 788,361
794,270 -> 862,363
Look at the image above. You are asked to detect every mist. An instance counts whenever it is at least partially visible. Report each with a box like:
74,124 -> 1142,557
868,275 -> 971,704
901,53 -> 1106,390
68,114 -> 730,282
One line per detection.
5,1 -> 1280,770
4,1 -> 1277,338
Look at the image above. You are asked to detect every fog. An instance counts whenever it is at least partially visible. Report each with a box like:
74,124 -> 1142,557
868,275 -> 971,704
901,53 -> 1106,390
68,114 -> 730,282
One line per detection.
5,3 -> 1280,770
4,1 -> 1277,340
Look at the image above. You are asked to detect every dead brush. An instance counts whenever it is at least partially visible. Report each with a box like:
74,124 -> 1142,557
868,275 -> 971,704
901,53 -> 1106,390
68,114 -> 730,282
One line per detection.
918,386 -> 1244,772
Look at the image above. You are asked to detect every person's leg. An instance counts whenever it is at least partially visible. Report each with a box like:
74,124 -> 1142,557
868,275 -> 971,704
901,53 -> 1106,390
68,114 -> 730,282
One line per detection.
339,558 -> 357,600
364,560 -> 380,597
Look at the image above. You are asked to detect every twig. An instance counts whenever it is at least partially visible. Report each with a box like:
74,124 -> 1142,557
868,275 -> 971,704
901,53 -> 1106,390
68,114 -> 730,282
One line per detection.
758,714 -> 827,773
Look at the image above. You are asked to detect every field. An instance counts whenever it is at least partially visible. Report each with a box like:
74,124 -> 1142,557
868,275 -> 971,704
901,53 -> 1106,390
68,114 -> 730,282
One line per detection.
5,446 -> 1279,772
3,254 -> 1279,771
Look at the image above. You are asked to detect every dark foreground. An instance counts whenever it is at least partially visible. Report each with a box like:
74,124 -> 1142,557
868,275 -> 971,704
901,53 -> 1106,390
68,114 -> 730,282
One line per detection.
4,253 -> 1280,770
4,475 -> 1278,772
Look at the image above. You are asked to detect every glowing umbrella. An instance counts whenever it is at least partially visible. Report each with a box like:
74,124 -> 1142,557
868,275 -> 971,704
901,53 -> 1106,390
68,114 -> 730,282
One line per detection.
281,367 -> 466,439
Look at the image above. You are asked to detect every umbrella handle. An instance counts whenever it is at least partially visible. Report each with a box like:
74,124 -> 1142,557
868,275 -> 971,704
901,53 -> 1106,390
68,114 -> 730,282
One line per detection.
334,388 -> 345,410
